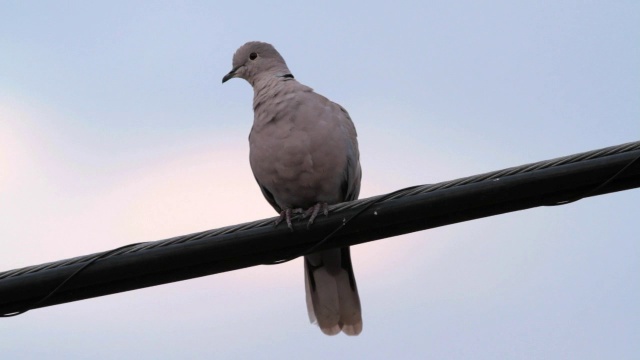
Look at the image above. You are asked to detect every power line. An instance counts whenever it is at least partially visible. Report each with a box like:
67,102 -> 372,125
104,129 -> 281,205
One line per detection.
1,140 -> 639,316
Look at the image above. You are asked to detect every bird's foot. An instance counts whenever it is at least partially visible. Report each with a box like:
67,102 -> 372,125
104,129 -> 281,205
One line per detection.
274,208 -> 305,231
274,204 -> 328,230
302,202 -> 329,228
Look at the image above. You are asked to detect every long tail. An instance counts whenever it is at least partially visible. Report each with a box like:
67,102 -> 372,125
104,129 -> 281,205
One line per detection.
304,247 -> 362,336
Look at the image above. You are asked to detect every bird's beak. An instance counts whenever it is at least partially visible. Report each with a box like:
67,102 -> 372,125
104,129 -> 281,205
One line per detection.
222,66 -> 241,83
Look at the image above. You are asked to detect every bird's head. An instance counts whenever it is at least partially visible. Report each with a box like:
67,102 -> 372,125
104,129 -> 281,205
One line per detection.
222,41 -> 291,85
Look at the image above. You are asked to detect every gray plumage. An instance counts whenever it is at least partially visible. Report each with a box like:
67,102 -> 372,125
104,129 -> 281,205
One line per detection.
222,41 -> 362,336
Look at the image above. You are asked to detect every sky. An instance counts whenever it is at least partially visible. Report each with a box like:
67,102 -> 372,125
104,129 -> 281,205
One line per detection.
1,1 -> 639,359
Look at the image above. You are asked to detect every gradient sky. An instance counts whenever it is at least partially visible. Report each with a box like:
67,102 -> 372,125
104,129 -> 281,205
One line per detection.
1,1 -> 639,359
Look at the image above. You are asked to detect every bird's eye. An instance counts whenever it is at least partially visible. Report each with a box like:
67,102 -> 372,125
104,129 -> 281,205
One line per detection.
249,52 -> 258,60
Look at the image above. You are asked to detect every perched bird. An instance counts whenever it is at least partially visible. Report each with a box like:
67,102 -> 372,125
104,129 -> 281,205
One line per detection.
222,41 -> 363,336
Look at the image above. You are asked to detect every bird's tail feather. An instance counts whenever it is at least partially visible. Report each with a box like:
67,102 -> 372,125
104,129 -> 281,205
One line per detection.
304,247 -> 362,336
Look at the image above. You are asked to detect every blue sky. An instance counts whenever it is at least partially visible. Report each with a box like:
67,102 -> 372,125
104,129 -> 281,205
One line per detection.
1,1 -> 639,359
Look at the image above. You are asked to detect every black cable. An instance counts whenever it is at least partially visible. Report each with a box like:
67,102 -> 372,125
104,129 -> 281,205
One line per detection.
0,243 -> 144,317
547,154 -> 640,206
2,145 -> 638,317
3,142 -> 638,283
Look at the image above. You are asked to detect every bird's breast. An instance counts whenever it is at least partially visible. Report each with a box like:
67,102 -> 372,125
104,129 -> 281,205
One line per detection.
248,111 -> 348,209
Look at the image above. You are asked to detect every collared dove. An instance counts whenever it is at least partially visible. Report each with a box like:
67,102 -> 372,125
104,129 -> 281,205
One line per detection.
222,41 -> 363,336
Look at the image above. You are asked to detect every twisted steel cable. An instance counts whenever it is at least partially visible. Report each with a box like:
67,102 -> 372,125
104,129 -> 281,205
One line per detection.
1,140 -> 639,282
